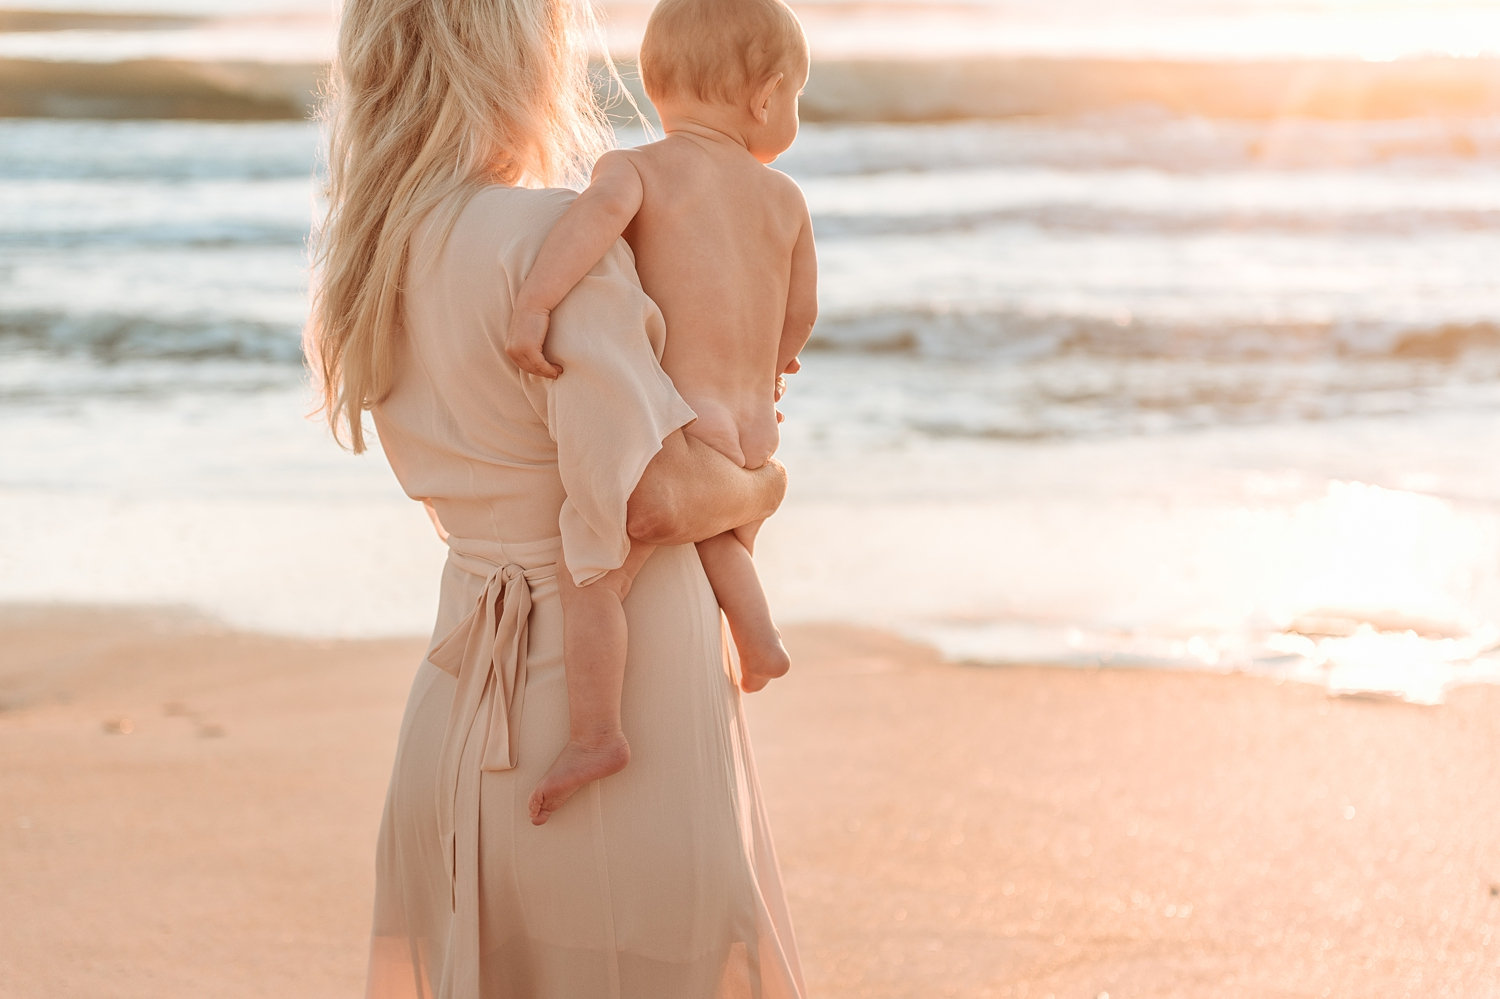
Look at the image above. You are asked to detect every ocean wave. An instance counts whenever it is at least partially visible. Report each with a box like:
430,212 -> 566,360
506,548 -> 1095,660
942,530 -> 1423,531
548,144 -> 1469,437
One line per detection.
0,119 -> 318,181
0,10 -> 202,33
0,57 -> 319,120
9,308 -> 1500,444
1,310 -> 302,364
813,205 -> 1500,240
0,222 -> 310,251
6,52 -> 1500,122
807,309 -> 1500,364
9,304 -> 1499,369
792,55 -> 1500,123
773,115 -> 1500,182
790,350 -> 1500,442
873,360 -> 1500,441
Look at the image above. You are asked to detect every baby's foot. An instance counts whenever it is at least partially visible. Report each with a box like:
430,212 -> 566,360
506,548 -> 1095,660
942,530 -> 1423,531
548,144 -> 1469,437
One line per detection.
738,636 -> 791,693
528,732 -> 630,826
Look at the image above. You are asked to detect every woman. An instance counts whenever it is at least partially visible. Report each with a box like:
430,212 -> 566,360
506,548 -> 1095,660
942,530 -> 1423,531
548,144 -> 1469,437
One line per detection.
306,0 -> 806,995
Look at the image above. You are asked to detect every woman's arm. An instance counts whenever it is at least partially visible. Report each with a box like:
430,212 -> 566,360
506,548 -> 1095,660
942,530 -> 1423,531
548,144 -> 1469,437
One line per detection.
627,431 -> 787,546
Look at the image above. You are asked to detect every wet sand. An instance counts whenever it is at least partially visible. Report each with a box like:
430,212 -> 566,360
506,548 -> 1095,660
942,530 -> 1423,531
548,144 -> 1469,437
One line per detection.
1,605 -> 1496,997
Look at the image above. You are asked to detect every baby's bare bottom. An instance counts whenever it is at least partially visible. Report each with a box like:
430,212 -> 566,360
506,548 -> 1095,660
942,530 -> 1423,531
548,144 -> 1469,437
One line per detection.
679,395 -> 779,471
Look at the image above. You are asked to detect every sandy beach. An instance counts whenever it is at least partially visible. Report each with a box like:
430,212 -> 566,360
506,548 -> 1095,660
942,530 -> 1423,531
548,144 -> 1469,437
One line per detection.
1,604 -> 1495,998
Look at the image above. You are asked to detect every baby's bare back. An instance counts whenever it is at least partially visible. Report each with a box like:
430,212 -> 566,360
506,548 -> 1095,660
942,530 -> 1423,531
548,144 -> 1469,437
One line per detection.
621,136 -> 805,469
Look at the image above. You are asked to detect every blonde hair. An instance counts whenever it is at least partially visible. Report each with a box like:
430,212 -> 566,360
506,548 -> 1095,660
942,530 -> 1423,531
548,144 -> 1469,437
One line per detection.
639,0 -> 808,106
307,0 -> 619,452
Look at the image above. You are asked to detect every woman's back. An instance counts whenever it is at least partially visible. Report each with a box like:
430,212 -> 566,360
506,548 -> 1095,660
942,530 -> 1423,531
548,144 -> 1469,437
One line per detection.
377,186 -> 590,546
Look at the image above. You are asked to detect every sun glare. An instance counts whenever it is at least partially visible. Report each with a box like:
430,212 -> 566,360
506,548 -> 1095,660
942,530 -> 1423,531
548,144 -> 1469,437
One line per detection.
773,0 -> 1500,60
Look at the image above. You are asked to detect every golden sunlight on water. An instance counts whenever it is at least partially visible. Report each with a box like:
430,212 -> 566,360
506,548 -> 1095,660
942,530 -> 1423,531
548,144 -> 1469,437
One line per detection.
4,0 -> 1500,66
1247,482 -> 1498,703
777,0 -> 1500,60
595,0 -> 1500,60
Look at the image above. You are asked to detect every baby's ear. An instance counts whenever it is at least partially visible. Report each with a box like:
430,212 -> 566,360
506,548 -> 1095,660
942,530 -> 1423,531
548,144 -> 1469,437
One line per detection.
750,71 -> 784,123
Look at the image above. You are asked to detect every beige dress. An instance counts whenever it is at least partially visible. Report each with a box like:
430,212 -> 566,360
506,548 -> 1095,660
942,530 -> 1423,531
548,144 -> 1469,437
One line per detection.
364,186 -> 805,999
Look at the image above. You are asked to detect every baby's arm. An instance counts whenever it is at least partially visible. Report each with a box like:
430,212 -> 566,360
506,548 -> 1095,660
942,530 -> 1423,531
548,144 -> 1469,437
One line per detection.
775,197 -> 818,378
505,151 -> 645,378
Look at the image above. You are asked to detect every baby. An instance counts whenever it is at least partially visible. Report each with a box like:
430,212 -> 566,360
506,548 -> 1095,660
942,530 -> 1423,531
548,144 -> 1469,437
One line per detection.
508,0 -> 816,825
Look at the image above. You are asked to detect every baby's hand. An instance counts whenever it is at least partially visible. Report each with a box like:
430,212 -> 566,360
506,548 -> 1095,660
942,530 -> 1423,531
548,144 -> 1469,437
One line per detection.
505,307 -> 563,379
773,355 -> 800,420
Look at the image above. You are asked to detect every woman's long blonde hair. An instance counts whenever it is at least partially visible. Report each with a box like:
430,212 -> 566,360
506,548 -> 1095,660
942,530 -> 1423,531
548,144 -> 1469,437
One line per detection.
307,0 -> 618,452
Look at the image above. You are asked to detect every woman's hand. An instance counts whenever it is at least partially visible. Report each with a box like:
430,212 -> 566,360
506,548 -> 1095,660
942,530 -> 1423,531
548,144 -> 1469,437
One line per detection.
627,432 -> 787,547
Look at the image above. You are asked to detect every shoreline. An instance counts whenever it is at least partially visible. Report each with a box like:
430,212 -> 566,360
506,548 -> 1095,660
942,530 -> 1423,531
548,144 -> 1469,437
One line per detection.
2,603 -> 1496,996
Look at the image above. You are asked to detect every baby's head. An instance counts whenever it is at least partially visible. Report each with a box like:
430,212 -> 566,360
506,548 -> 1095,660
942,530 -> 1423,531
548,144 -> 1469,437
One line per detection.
640,0 -> 809,160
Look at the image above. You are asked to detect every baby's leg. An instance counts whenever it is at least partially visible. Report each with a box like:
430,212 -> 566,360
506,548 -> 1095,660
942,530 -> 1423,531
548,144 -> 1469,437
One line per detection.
528,543 -> 653,825
697,530 -> 790,693
678,410 -> 788,690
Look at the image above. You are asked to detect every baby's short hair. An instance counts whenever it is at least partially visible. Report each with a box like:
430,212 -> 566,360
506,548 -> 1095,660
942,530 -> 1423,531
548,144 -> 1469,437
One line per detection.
639,0 -> 808,106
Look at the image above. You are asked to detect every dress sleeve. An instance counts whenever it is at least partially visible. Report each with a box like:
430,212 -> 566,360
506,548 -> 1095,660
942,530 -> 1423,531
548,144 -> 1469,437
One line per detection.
528,239 -> 697,586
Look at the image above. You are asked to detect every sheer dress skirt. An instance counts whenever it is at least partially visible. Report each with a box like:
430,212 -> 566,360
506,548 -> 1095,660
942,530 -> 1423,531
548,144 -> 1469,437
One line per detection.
364,540 -> 804,999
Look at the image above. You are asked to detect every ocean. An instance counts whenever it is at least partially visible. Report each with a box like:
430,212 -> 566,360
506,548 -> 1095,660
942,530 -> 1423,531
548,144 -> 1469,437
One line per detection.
3,0 -> 1500,703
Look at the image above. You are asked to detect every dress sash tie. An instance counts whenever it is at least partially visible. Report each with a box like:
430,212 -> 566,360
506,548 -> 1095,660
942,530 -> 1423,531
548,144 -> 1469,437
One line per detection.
423,537 -> 558,995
